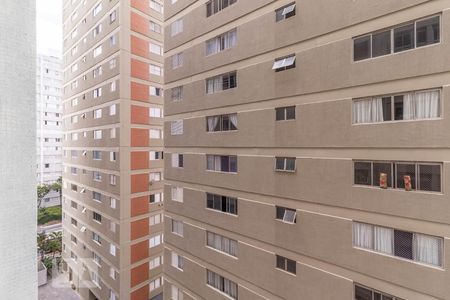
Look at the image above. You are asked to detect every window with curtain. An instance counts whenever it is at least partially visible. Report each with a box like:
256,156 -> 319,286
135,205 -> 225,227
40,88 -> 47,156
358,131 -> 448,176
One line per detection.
206,29 -> 237,56
206,155 -> 237,173
207,114 -> 237,132
206,193 -> 238,214
206,72 -> 237,94
171,120 -> 184,135
206,270 -> 238,299
207,231 -> 238,256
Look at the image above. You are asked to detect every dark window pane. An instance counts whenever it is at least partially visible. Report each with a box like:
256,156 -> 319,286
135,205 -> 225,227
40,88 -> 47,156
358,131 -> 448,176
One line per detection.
286,259 -> 296,274
229,156 -> 237,172
207,193 -> 214,208
382,97 -> 392,121
396,163 -> 416,190
276,108 -> 285,121
394,95 -> 404,120
355,285 -> 373,300
179,155 -> 184,167
373,163 -> 392,188
227,198 -> 237,214
221,156 -> 229,172
276,207 -> 285,219
222,115 -> 230,131
213,195 -> 222,210
222,75 -> 230,90
275,158 -> 285,170
221,196 -> 227,212
382,295 -> 393,300
374,292 -> 382,300
419,164 -> 441,192
229,73 -> 237,88
354,162 -> 372,185
372,30 -> 391,57
394,230 -> 413,259
394,23 -> 414,53
286,106 -> 296,120
286,158 -> 296,171
416,16 -> 440,47
206,2 -> 212,17
149,194 -> 155,203
354,36 -> 371,61
276,255 -> 285,269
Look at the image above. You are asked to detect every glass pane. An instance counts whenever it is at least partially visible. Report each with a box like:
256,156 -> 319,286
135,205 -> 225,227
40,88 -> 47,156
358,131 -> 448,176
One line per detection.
394,23 -> 414,53
286,106 -> 296,120
276,158 -> 285,170
394,230 -> 413,260
373,163 -> 392,188
229,73 -> 237,88
416,16 -> 440,47
395,163 -> 416,190
276,108 -> 285,121
372,30 -> 391,57
393,95 -> 404,120
286,158 -> 296,171
419,164 -> 441,192
382,295 -> 393,300
205,193 -> 213,208
354,162 -> 372,185
222,115 -> 230,131
355,285 -> 373,300
276,207 -> 285,219
354,36 -> 371,61
276,255 -> 285,269
286,259 -> 296,274
229,156 -> 237,172
213,196 -> 221,210
221,156 -> 230,172
382,97 -> 392,121
374,292 -> 382,300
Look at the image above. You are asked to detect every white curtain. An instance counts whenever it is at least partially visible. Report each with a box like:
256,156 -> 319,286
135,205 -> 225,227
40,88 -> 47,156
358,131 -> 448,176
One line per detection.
403,93 -> 415,120
207,78 -> 215,94
206,155 -> 214,170
206,38 -> 220,55
353,98 -> 384,124
353,222 -> 373,249
229,114 -> 238,128
214,156 -> 221,171
374,226 -> 393,254
224,30 -> 237,49
415,90 -> 440,119
229,240 -> 238,256
414,234 -> 442,266
207,232 -> 214,247
207,116 -> 219,131
171,120 -> 183,135
223,237 -> 230,252
171,153 -> 179,167
214,234 -> 222,250
214,77 -> 222,92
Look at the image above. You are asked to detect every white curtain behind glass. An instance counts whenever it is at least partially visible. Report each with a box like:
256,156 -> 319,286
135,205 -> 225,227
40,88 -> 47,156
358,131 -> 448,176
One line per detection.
403,93 -> 415,120
207,116 -> 219,131
415,90 -> 440,119
353,222 -> 373,249
414,234 -> 441,266
229,114 -> 238,128
374,226 -> 393,254
353,98 -> 384,124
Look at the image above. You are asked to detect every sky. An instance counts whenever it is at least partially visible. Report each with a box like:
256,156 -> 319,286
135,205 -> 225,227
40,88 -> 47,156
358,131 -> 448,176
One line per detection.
36,0 -> 63,56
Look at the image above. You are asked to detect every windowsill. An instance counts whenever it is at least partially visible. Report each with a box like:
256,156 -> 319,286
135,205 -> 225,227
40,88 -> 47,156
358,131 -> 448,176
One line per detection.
275,267 -> 297,277
352,184 -> 443,195
275,219 -> 296,225
206,130 -> 238,134
275,169 -> 296,173
352,117 -> 443,126
172,232 -> 183,238
93,240 -> 102,246
353,246 -> 444,270
92,199 -> 102,203
353,40 -> 441,64
206,87 -> 237,96
206,246 -> 238,260
205,170 -> 238,175
205,207 -> 238,217
172,266 -> 184,272
93,220 -> 102,225
275,119 -> 296,122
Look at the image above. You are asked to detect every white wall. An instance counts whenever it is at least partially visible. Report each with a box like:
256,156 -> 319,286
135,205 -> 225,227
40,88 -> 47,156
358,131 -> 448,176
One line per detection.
0,0 -> 37,299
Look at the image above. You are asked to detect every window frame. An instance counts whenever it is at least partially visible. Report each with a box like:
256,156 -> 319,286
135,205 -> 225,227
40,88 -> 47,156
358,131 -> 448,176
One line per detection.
275,157 -> 296,172
275,2 -> 296,22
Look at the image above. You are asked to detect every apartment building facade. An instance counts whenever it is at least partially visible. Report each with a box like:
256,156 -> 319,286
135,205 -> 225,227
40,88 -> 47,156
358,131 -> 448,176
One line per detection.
163,1 -> 450,299
37,54 -> 64,184
61,1 -> 165,299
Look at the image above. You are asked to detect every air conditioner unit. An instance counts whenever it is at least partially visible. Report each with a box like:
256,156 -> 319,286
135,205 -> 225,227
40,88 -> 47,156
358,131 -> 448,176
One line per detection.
80,226 -> 86,233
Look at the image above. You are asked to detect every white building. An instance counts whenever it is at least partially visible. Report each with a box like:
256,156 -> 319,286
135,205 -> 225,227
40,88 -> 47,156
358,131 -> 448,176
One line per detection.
37,54 -> 63,184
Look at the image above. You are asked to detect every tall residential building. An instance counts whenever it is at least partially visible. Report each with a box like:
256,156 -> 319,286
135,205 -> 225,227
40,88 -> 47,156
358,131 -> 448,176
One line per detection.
0,0 -> 37,299
61,1 -> 165,300
37,54 -> 64,184
164,1 -> 450,300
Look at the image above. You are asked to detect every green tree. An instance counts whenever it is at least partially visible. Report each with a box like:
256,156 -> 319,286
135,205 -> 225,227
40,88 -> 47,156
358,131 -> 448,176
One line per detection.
37,184 -> 51,208
50,177 -> 62,206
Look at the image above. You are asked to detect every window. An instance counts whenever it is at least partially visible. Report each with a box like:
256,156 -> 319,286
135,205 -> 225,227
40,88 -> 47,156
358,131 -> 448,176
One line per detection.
275,3 -> 296,22
170,120 -> 183,135
93,24 -> 102,37
110,104 -> 116,115
150,107 -> 163,118
171,285 -> 183,300
150,172 -> 162,182
206,29 -> 237,56
110,175 -> 117,186
71,251 -> 78,262
93,191 -> 102,202
171,187 -> 183,202
150,0 -> 163,13
71,217 -> 78,227
171,86 -> 183,102
71,115 -> 78,123
110,128 -> 116,139
150,64 -> 162,76
93,150 -> 102,160
275,157 -> 296,172
93,109 -> 102,119
71,234 -> 77,244
109,58 -> 117,69
149,234 -> 162,248
275,106 -> 296,121
207,270 -> 238,299
172,219 -> 184,236
171,153 -> 184,168
172,52 -> 183,69
276,255 -> 296,274
353,161 -> 441,192
354,15 -> 440,61
149,277 -> 162,291
93,252 -> 101,266
150,86 -> 163,97
92,232 -> 102,245
93,171 -> 102,182
149,193 -> 162,203
150,214 -> 162,226
354,284 -> 404,300
206,0 -> 237,17
110,244 -> 116,256
353,222 -> 443,267
91,271 -> 100,287
150,21 -> 162,33
272,55 -> 296,72
352,89 -> 441,124
72,98 -> 78,107
93,45 -> 102,57
71,64 -> 78,73
110,81 -> 116,92
149,256 -> 162,269
171,252 -> 184,270
110,267 -> 116,280
171,19 -> 183,36
110,151 -> 117,162
71,184 -> 78,192
206,155 -> 237,173
150,43 -> 163,55
110,10 -> 117,23
206,72 -> 237,94
71,201 -> 78,209
93,87 -> 102,98
206,114 -> 237,132
206,193 -> 237,215
207,231 -> 238,256
110,197 -> 116,209
276,206 -> 297,224
71,133 -> 78,141
94,130 -> 102,139
93,3 -> 102,16
109,35 -> 117,46
150,151 -> 163,160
